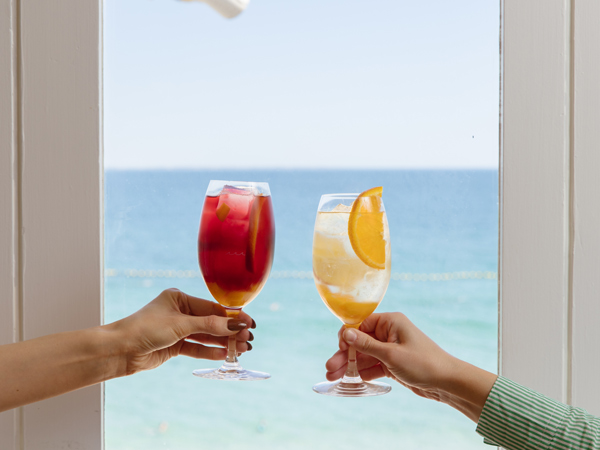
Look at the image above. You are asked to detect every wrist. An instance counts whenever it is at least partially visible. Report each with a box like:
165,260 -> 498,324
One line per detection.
94,321 -> 130,380
437,357 -> 498,423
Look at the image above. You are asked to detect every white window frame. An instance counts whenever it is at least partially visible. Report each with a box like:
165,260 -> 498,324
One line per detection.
1,0 -> 599,447
501,0 -> 600,414
0,0 -> 103,447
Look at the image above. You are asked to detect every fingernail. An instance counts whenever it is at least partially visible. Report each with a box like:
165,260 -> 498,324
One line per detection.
247,342 -> 253,351
251,319 -> 257,329
248,331 -> 254,342
227,319 -> 247,331
344,329 -> 357,343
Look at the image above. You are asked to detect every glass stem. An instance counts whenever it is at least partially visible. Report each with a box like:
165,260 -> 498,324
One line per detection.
341,325 -> 363,384
221,308 -> 240,370
226,334 -> 238,364
345,347 -> 360,379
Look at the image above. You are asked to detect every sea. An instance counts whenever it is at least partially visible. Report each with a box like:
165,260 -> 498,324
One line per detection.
104,169 -> 498,450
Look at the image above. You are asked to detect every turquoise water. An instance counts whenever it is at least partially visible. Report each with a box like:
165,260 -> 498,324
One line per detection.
104,169 -> 498,449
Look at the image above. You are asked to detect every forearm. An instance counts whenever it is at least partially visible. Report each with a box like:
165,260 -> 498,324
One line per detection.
0,326 -> 122,412
438,357 -> 498,423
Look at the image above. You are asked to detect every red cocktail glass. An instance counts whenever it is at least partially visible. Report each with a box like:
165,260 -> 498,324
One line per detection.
193,180 -> 274,380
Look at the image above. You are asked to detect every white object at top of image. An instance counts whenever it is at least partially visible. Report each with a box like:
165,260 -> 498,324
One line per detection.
182,0 -> 250,19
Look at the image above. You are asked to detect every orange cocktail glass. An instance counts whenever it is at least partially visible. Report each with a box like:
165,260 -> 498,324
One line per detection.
312,189 -> 391,396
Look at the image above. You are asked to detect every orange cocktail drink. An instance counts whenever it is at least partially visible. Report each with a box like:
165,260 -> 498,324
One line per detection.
312,207 -> 390,326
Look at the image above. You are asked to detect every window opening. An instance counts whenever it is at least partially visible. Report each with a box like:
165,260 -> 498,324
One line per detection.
104,1 -> 499,448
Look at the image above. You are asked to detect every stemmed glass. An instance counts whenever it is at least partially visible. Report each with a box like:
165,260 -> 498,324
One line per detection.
312,190 -> 392,396
193,180 -> 275,380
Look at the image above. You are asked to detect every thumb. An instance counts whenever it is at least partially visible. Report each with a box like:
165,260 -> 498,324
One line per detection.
343,328 -> 390,361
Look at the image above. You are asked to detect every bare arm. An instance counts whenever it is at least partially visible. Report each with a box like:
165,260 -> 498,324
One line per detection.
0,288 -> 253,412
0,326 -> 118,411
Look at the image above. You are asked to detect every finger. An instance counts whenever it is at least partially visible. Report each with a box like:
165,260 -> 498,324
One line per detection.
185,298 -> 226,317
326,366 -> 346,381
327,362 -> 386,383
359,364 -> 387,381
342,328 -> 391,362
326,358 -> 377,381
325,349 -> 348,373
178,341 -> 228,360
338,338 -> 349,352
355,354 -> 382,371
338,328 -> 377,352
236,310 -> 256,329
187,335 -> 251,351
179,314 -> 249,339
160,288 -> 226,316
358,313 -> 384,334
187,329 -> 251,344
325,350 -> 381,377
186,335 -> 252,352
166,290 -> 258,331
174,289 -> 228,317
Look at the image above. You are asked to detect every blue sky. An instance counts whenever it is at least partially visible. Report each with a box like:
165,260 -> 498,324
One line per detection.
104,0 -> 499,169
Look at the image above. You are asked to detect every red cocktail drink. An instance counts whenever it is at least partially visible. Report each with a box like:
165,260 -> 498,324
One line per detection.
198,185 -> 275,309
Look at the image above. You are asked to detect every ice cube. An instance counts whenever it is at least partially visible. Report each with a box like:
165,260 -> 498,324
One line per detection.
221,184 -> 252,196
217,186 -> 252,219
331,203 -> 352,213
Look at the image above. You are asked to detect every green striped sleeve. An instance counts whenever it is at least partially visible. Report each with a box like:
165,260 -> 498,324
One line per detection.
476,376 -> 600,449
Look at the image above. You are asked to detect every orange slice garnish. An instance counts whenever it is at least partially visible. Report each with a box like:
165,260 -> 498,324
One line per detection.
348,186 -> 386,270
245,195 -> 267,273
215,202 -> 231,222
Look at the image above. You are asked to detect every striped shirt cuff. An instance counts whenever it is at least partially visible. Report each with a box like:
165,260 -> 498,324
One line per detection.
476,376 -> 600,449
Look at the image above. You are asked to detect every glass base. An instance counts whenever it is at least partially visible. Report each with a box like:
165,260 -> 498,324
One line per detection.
193,361 -> 270,381
312,379 -> 391,397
